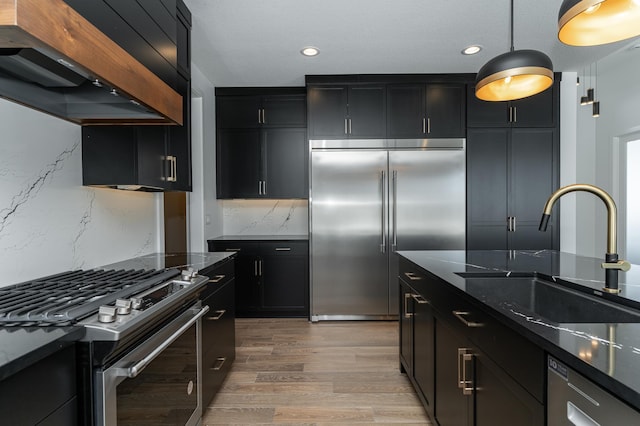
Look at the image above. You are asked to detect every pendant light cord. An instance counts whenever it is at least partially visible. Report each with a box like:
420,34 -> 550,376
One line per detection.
510,0 -> 514,52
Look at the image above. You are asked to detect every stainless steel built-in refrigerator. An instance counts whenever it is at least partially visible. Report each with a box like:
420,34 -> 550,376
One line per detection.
310,139 -> 465,321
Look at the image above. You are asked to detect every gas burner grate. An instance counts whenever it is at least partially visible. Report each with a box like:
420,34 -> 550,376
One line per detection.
0,269 -> 179,326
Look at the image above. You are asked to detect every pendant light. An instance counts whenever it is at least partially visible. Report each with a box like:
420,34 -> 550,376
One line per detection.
559,0 -> 640,46
476,0 -> 554,101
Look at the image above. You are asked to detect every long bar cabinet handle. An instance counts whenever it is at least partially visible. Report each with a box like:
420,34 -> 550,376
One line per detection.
457,348 -> 474,395
207,310 -> 226,321
404,293 -> 413,319
211,357 -> 227,371
453,310 -> 484,328
275,247 -> 291,251
404,272 -> 422,281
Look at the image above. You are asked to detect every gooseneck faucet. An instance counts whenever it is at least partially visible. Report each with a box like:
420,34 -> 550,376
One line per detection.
539,184 -> 631,293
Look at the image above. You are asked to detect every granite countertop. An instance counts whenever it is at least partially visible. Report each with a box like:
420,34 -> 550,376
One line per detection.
0,252 -> 234,381
209,234 -> 309,241
398,249 -> 640,410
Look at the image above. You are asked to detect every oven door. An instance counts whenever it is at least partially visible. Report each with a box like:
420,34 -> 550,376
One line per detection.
97,303 -> 208,426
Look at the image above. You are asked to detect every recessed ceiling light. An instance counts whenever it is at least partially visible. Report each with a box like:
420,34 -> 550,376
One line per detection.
462,45 -> 482,55
301,46 -> 320,57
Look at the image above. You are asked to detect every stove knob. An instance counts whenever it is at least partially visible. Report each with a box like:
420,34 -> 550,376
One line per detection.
130,297 -> 143,310
181,268 -> 198,281
115,299 -> 132,315
98,305 -> 118,323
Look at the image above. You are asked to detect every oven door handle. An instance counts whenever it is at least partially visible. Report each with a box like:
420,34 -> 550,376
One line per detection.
115,305 -> 209,379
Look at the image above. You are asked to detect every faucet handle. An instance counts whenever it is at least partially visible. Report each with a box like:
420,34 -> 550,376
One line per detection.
601,260 -> 632,272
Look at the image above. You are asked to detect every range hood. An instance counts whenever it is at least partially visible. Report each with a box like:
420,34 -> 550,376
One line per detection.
0,0 -> 182,125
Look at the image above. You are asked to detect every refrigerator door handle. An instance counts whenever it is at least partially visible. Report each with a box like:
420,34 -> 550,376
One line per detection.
380,170 -> 386,253
392,170 -> 398,251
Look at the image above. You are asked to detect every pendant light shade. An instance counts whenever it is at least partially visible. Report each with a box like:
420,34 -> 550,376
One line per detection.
559,0 -> 640,46
475,50 -> 554,101
475,0 -> 554,102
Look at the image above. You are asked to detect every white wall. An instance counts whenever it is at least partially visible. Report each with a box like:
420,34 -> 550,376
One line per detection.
565,47 -> 640,258
0,100 -> 162,287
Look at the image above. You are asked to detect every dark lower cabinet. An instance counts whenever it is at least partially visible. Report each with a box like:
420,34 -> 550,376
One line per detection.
208,239 -> 309,317
399,278 -> 435,419
399,258 -> 544,426
199,259 -> 236,408
0,344 -> 77,425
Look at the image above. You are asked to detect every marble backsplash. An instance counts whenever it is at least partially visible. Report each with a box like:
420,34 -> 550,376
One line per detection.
221,199 -> 308,236
0,100 -> 161,287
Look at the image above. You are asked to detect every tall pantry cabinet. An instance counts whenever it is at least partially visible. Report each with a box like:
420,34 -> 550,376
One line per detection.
466,77 -> 561,250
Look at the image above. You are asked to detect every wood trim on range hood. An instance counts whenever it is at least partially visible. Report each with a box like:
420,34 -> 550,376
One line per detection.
0,0 -> 182,125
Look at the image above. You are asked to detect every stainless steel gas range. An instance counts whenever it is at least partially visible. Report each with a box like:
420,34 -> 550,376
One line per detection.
0,267 -> 209,426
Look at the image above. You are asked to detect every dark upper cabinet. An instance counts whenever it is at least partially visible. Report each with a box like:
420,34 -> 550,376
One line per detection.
387,83 -> 465,138
466,76 -> 560,251
81,0 -> 191,191
217,93 -> 306,129
466,127 -> 559,250
216,88 -> 308,199
307,84 -> 386,139
467,80 -> 558,128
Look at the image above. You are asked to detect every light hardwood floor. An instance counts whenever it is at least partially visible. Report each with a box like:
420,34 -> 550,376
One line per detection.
202,318 -> 431,425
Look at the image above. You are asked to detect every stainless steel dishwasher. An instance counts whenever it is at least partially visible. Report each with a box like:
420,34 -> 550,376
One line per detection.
548,355 -> 640,425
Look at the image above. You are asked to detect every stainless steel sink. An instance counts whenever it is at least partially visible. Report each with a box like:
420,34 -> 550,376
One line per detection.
455,272 -> 640,323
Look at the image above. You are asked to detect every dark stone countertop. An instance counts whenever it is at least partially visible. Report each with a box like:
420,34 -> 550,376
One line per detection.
100,251 -> 236,272
0,252 -> 234,381
0,326 -> 84,381
398,249 -> 640,410
208,234 -> 309,241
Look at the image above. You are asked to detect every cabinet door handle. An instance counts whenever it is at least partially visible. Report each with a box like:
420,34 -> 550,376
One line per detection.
254,260 -> 259,276
207,310 -> 226,321
427,117 -> 431,134
404,272 -> 422,281
258,108 -> 262,124
453,310 -> 484,327
509,106 -> 513,123
380,170 -> 386,253
211,357 -> 227,371
348,118 -> 352,134
225,248 -> 241,252
263,180 -> 267,195
275,247 -> 291,251
258,181 -> 263,195
262,108 -> 266,124
422,117 -> 426,134
506,216 -> 513,232
411,294 -> 429,304
513,106 -> 517,123
404,293 -> 413,319
457,348 -> 474,395
172,156 -> 177,182
344,118 -> 348,134
209,274 -> 225,283
512,216 -> 516,232
258,259 -> 263,276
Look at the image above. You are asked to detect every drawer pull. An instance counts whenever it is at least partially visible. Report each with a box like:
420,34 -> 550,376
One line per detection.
457,348 -> 474,395
225,248 -> 241,252
275,247 -> 291,251
453,310 -> 484,328
207,310 -> 226,321
209,274 -> 225,283
211,357 -> 226,371
404,272 -> 422,281
411,294 -> 429,304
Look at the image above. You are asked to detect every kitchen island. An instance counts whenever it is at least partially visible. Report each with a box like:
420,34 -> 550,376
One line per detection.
398,249 -> 640,424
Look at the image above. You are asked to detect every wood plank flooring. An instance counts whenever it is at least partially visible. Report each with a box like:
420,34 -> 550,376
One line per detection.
202,318 -> 431,425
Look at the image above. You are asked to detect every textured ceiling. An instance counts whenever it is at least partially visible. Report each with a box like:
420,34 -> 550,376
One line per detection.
183,0 -> 639,87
